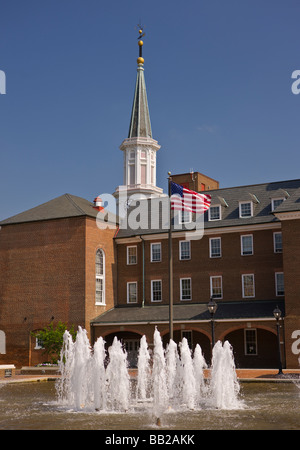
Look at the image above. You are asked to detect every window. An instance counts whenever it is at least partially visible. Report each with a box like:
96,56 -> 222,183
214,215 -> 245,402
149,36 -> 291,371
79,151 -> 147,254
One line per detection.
127,282 -> 138,303
180,278 -> 192,301
180,210 -> 192,224
210,276 -> 223,299
244,329 -> 257,355
179,240 -> 191,260
129,163 -> 135,186
273,232 -> 282,253
209,237 -> 221,258
242,274 -> 255,298
35,337 -> 44,349
241,235 -> 253,255
151,243 -> 161,262
127,246 -> 137,265
96,249 -> 105,305
209,205 -> 221,221
271,198 -> 285,211
275,272 -> 285,296
151,280 -> 162,302
239,201 -> 253,218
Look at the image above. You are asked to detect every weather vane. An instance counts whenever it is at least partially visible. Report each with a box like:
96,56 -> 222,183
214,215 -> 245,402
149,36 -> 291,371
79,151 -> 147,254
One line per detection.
136,24 -> 145,65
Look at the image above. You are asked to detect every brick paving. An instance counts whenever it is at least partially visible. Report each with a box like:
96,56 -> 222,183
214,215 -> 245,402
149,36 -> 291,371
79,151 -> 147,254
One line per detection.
1,368 -> 300,384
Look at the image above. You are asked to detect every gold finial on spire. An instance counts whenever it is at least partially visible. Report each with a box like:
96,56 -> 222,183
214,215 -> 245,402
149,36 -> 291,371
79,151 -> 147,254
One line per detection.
137,24 -> 145,65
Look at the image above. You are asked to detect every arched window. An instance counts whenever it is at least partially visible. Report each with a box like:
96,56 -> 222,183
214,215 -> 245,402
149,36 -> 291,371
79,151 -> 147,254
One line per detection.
95,249 -> 105,305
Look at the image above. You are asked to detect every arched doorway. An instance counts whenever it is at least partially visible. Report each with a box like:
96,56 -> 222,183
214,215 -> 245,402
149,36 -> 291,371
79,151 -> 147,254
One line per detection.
162,329 -> 211,366
224,327 -> 280,369
103,331 -> 143,368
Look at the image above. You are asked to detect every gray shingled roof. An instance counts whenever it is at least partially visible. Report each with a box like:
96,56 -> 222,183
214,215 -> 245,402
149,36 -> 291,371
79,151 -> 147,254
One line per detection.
91,300 -> 284,325
0,193 -> 118,226
116,178 -> 300,239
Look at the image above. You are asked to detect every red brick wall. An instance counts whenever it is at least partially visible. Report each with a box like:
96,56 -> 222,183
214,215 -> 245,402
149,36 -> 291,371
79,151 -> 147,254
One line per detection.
281,219 -> 300,368
0,216 -> 117,368
117,228 -> 283,306
85,217 -> 117,334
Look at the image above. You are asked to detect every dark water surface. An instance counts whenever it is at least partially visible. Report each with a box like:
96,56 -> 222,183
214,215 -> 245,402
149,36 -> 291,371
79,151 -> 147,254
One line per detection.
0,381 -> 299,430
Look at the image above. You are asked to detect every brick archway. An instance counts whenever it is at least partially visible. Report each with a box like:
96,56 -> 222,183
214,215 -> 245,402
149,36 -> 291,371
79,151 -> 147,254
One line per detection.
223,326 -> 280,369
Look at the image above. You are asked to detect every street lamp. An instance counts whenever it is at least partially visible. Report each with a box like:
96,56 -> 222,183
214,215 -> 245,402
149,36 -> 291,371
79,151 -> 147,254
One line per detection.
207,297 -> 218,349
273,306 -> 283,375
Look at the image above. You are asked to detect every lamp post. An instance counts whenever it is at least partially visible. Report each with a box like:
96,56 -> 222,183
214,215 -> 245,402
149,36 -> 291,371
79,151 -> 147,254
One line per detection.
207,297 -> 218,349
273,306 -> 283,375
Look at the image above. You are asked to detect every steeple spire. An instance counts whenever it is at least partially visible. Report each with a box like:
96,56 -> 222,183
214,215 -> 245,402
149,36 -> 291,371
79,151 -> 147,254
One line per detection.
128,27 -> 152,139
114,25 -> 163,205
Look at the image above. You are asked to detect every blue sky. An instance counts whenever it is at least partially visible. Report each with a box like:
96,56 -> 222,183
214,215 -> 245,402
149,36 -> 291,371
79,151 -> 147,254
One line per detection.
0,0 -> 300,220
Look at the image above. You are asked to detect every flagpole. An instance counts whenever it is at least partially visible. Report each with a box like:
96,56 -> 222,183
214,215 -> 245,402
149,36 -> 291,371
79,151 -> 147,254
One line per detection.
168,171 -> 174,341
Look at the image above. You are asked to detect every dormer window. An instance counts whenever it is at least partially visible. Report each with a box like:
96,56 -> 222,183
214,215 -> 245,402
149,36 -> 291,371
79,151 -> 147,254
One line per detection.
208,205 -> 221,221
239,201 -> 253,218
271,198 -> 285,211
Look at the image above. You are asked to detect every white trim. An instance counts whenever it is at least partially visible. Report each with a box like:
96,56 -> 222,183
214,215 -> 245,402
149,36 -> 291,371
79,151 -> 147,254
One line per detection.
240,234 -> 253,256
180,277 -> 192,301
244,328 -> 258,356
92,317 -> 281,326
127,245 -> 137,265
273,211 -> 300,221
239,201 -> 253,218
209,237 -> 222,258
210,275 -> 223,299
95,249 -> 105,305
208,204 -> 221,221
115,222 -> 282,244
179,240 -> 191,260
151,279 -> 162,302
150,242 -> 161,262
242,273 -> 255,298
275,272 -> 285,297
127,281 -> 138,304
271,197 -> 285,211
273,231 -> 282,253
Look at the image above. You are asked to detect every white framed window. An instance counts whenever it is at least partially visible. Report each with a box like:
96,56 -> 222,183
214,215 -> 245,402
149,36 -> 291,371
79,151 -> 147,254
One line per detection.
151,242 -> 161,262
151,280 -> 162,302
273,232 -> 282,253
239,201 -> 253,218
210,276 -> 223,299
127,282 -> 138,303
271,198 -> 285,211
179,240 -> 191,260
275,272 -> 285,296
242,274 -> 255,298
244,329 -> 257,355
180,278 -> 192,301
35,337 -> 44,349
127,246 -> 137,265
208,205 -> 221,221
209,237 -> 222,258
241,234 -> 253,255
179,210 -> 192,224
96,249 -> 105,305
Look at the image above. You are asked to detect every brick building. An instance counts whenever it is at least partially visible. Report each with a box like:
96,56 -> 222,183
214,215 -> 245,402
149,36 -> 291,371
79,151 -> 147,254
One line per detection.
1,36 -> 300,369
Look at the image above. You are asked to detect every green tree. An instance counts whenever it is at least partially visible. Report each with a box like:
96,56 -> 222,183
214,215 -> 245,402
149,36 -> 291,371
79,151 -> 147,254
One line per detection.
32,321 -> 77,364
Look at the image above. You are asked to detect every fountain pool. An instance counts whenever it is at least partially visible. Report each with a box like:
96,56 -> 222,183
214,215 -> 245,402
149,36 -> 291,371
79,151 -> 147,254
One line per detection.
0,327 -> 299,430
0,381 -> 299,430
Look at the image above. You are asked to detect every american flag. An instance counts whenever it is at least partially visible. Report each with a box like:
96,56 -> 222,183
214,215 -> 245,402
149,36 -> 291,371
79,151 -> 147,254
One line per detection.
170,182 -> 211,214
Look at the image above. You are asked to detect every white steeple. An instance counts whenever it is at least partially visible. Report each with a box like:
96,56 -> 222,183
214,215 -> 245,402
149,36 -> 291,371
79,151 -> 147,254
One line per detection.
114,27 -> 163,205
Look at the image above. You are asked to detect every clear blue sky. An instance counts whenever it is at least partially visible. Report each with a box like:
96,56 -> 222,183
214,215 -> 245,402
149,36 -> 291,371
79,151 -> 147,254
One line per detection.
1,0 -> 300,220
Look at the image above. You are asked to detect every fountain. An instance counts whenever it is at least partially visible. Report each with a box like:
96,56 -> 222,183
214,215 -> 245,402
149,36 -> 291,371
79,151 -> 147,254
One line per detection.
56,326 -> 243,421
